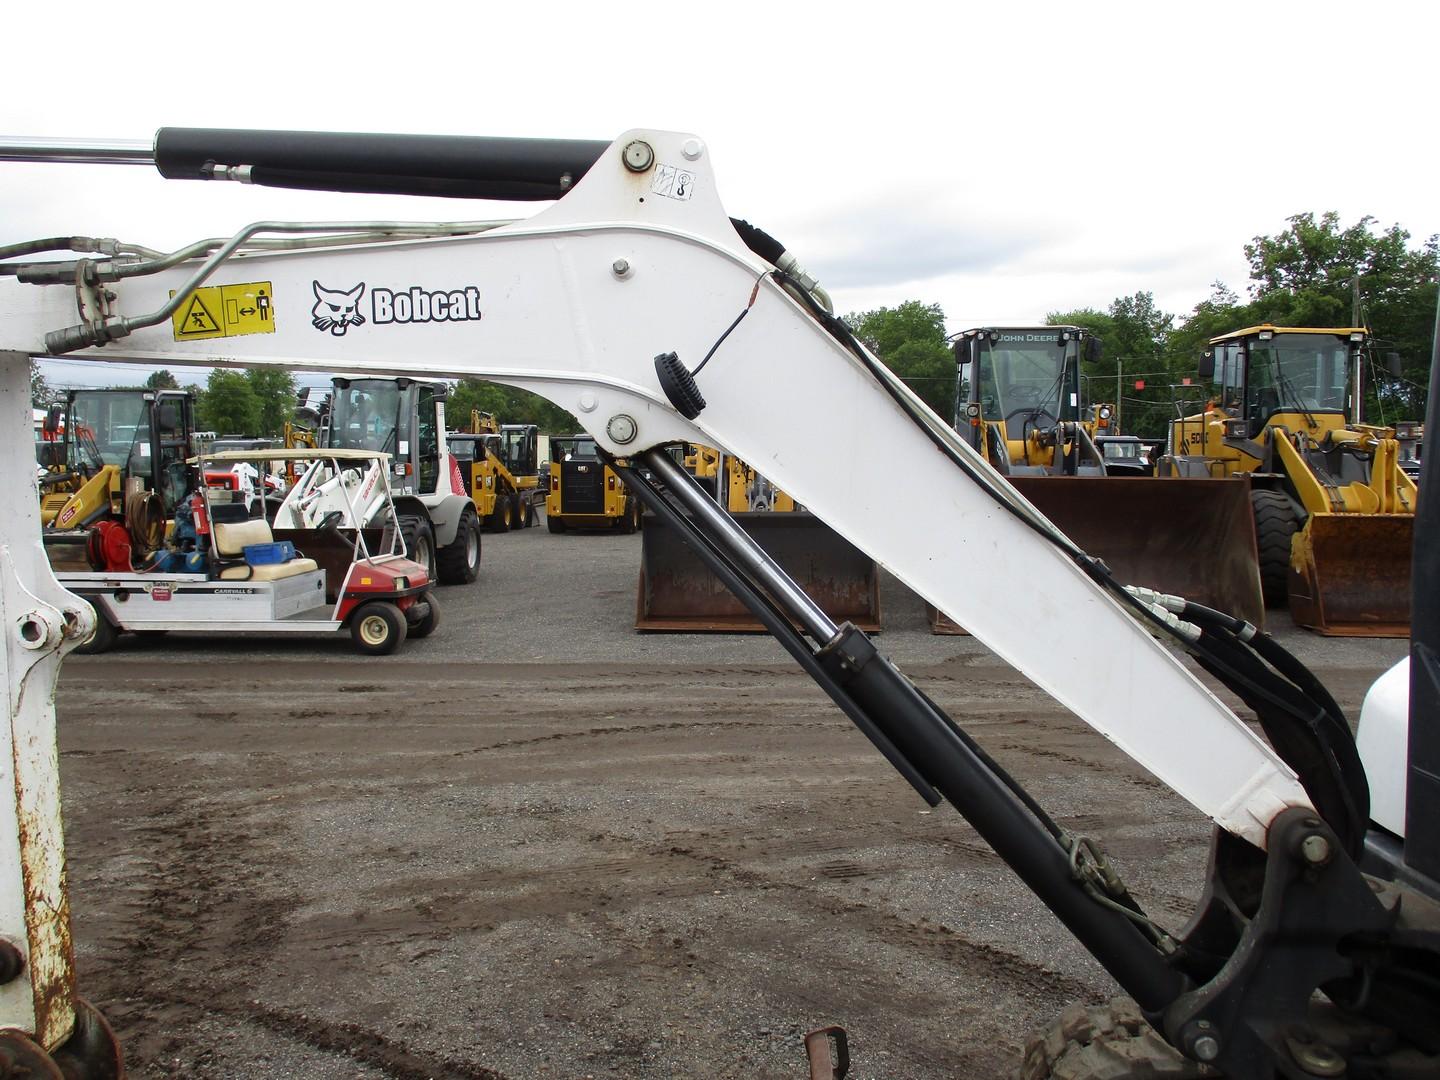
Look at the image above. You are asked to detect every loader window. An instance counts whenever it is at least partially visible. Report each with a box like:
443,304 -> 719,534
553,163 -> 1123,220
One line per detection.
69,391 -> 148,468
1245,333 -> 1349,426
330,381 -> 407,456
975,335 -> 1068,425
417,385 -> 439,493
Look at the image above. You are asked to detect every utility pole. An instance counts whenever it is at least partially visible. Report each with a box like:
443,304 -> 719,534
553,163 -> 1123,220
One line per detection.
1353,275 -> 1364,425
1115,358 -> 1122,433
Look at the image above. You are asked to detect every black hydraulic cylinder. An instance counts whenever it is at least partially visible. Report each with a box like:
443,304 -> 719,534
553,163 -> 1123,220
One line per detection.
1407,298 -> 1440,879
815,625 -> 1189,1012
153,128 -> 611,201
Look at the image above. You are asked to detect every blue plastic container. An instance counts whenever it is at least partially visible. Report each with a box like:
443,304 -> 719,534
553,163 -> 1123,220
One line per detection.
243,541 -> 296,566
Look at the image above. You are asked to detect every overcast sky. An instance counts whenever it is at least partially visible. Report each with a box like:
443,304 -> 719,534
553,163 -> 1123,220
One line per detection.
6,0 -> 1437,387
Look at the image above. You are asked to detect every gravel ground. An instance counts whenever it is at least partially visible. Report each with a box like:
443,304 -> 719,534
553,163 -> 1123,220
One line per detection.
56,513 -> 1408,1078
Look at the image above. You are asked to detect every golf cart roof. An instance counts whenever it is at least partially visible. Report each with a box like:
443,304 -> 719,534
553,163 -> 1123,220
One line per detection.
193,449 -> 394,464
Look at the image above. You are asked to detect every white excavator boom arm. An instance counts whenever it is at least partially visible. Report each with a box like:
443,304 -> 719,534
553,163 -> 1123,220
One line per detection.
0,128 -> 1315,1050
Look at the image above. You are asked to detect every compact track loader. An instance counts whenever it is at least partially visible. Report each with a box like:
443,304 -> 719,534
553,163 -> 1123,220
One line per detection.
0,125 -> 1435,1079
1162,326 -> 1416,635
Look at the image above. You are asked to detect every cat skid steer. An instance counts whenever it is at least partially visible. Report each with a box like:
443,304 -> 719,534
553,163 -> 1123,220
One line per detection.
0,127 -> 1435,1079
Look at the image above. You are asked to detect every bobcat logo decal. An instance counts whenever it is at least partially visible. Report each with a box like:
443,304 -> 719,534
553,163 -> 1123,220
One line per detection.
311,281 -> 366,336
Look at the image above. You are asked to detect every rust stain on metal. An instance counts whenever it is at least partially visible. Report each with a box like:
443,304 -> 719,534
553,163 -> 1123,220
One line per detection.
803,1026 -> 849,1080
1288,514 -> 1412,637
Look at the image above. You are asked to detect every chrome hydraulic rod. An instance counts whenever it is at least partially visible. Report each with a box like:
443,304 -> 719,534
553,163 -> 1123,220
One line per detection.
0,137 -> 153,165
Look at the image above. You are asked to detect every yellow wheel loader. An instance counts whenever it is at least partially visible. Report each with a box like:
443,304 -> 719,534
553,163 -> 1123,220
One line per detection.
1161,325 -> 1416,636
448,423 -> 543,532
945,326 -> 1263,634
39,389 -> 197,570
636,443 -> 881,632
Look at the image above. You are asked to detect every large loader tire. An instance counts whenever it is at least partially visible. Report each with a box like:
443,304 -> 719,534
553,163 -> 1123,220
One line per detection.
1251,489 -> 1300,608
546,512 -> 566,534
1019,998 -> 1214,1080
398,515 -> 438,584
437,506 -> 481,585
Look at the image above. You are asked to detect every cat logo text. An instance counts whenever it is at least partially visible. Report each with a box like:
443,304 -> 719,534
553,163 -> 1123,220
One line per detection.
310,280 -> 482,337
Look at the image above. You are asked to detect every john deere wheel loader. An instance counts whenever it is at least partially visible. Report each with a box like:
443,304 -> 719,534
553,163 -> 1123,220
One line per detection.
948,326 -> 1263,632
1161,326 -> 1416,636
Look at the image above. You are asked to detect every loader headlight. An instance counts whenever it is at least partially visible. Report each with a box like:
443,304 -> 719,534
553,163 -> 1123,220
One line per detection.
1099,407 -> 1112,419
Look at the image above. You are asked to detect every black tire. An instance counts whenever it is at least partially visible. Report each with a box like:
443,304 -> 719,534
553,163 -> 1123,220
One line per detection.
618,500 -> 638,534
436,507 -> 481,585
518,497 -> 534,528
408,591 -> 441,639
76,610 -> 119,655
547,511 -> 567,533
1019,998 -> 1213,1079
1251,489 -> 1300,608
349,601 -> 408,655
487,494 -> 513,533
399,515 -> 438,583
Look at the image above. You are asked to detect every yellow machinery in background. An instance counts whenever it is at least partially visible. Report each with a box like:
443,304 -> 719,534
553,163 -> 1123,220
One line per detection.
949,326 -> 1263,634
38,389 -> 196,571
1161,325 -> 1417,635
545,434 -> 642,533
448,410 -> 544,531
635,443 -> 880,633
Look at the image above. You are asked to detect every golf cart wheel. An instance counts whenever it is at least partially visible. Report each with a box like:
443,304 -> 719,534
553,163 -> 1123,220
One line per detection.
399,515 -> 437,582
1019,998 -> 1213,1079
75,610 -> 119,655
350,602 -> 408,655
437,506 -> 481,585
409,591 -> 441,639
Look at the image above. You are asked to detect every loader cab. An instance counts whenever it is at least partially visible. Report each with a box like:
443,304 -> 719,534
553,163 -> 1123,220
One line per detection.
65,389 -> 196,514
328,377 -> 445,496
1202,326 -> 1358,441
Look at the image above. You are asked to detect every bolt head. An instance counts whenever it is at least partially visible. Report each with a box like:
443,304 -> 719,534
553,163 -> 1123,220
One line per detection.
622,140 -> 655,173
606,415 -> 638,445
1193,1035 -> 1221,1062
612,258 -> 631,278
682,138 -> 704,161
1301,833 -> 1332,866
577,392 -> 598,414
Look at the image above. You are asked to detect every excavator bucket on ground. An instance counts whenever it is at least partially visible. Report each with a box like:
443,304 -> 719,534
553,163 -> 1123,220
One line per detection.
1287,513 -> 1412,637
636,511 -> 881,632
929,476 -> 1265,633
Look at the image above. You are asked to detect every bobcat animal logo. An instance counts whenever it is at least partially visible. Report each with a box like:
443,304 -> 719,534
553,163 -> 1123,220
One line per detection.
311,281 -> 366,336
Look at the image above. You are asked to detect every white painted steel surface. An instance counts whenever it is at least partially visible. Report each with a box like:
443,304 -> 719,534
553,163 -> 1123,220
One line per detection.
1357,658 -> 1410,837
65,569 -> 329,628
0,130 -> 1313,847
0,353 -> 87,1047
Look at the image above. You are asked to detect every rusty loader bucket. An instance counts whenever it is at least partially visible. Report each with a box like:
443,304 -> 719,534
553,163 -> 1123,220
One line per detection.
928,476 -> 1265,633
636,510 -> 881,633
1288,513 -> 1412,637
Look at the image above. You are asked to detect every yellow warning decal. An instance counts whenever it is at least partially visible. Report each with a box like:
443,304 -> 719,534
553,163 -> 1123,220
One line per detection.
169,281 -> 276,341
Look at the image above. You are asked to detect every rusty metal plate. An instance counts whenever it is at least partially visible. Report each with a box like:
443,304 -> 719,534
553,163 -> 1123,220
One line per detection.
1011,476 -> 1264,627
636,511 -> 880,633
1288,514 -> 1412,637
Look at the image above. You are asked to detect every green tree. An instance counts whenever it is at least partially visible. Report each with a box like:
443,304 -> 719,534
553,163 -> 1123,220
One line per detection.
446,379 -> 579,435
29,360 -> 50,406
246,368 -> 298,436
843,300 -> 955,417
198,369 -> 262,434
145,369 -> 180,390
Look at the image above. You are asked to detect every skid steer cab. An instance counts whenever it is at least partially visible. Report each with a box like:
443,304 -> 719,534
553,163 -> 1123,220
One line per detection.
545,434 -> 643,532
65,449 -> 437,655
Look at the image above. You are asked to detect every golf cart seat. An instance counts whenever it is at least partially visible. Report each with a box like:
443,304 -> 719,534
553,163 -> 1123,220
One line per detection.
212,519 -> 319,582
